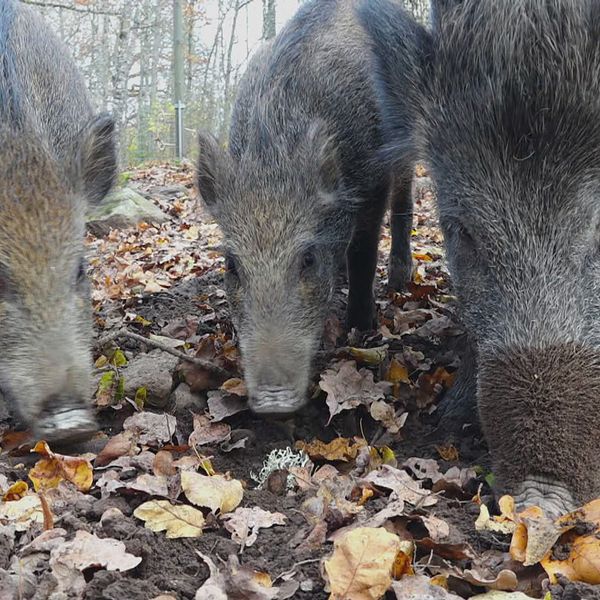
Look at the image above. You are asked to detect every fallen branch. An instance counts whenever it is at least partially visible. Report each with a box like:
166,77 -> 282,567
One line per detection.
95,329 -> 234,380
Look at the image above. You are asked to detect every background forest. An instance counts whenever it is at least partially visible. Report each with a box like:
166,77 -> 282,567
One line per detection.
23,0 -> 430,165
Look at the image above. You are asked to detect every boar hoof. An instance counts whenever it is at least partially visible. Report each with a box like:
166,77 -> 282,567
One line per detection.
513,477 -> 577,518
249,387 -> 307,415
35,407 -> 97,443
388,256 -> 414,292
347,300 -> 376,331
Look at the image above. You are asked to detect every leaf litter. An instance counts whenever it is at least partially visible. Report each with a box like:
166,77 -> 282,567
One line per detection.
0,164 -> 596,599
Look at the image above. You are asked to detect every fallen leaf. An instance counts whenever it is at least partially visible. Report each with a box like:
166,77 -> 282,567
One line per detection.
323,527 -> 402,600
95,430 -> 139,467
188,414 -> 231,447
296,437 -> 367,462
123,412 -> 177,446
0,494 -> 44,531
207,390 -> 247,421
387,358 -> 411,385
391,575 -> 462,599
346,345 -> 389,366
50,530 -> 141,572
220,378 -> 247,397
470,593 -> 534,600
369,401 -> 408,434
319,361 -> 391,423
462,568 -> 518,592
436,444 -> 459,462
222,507 -> 286,548
362,465 -> 437,507
153,450 -> 177,477
29,441 -> 93,492
3,480 -> 28,501
134,500 -> 205,538
181,471 -> 243,514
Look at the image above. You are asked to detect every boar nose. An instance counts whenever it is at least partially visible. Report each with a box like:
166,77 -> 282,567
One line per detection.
249,386 -> 307,415
36,394 -> 97,443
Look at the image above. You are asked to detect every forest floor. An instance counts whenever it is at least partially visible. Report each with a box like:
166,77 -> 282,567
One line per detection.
0,164 -> 597,600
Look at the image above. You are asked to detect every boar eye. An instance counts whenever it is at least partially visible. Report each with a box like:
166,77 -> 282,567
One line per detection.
225,254 -> 238,277
301,248 -> 317,272
76,258 -> 88,285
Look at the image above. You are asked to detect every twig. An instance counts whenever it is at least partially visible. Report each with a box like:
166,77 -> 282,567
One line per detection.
95,329 -> 234,380
20,0 -> 120,16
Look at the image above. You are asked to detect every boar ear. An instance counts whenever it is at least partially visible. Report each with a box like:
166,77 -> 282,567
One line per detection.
197,132 -> 230,207
79,114 -> 118,204
307,122 -> 342,197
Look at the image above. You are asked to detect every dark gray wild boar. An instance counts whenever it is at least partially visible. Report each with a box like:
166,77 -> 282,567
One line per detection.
0,1 -> 117,442
197,0 -> 425,415
361,0 -> 600,515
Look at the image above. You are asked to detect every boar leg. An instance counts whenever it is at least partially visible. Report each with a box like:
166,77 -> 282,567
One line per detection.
388,170 -> 414,292
346,182 -> 389,330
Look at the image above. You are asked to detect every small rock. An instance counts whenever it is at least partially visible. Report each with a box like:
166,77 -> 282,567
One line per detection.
122,350 -> 179,408
87,187 -> 169,236
154,184 -> 188,198
170,382 -> 207,413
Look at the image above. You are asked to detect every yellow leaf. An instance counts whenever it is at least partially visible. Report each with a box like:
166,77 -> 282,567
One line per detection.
134,500 -> 205,539
296,437 -> 367,462
392,540 -> 415,579
539,499 -> 600,584
181,471 -> 243,514
323,527 -> 401,600
29,441 -> 93,492
3,480 -> 28,501
436,444 -> 459,462
94,355 -> 109,368
413,252 -> 433,262
220,378 -> 247,397
347,346 -> 388,366
252,571 -> 272,588
386,359 -> 410,384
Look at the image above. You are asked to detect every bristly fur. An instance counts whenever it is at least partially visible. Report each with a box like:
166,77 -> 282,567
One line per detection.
367,0 -> 600,511
197,0 -> 425,414
0,2 -> 117,440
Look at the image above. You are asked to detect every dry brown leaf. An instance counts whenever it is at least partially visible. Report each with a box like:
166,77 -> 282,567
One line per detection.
462,568 -> 518,592
188,414 -> 231,447
181,471 -> 243,514
123,412 -> 177,446
222,506 -> 286,547
95,430 -> 139,467
134,500 -> 205,538
153,450 -> 177,477
29,441 -> 93,492
386,358 -> 411,385
296,437 -> 367,462
436,444 -> 459,462
319,360 -> 391,422
362,465 -> 437,507
195,552 -> 298,600
220,378 -> 247,397
323,527 -> 402,600
369,401 -> 408,434
50,530 -> 141,572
